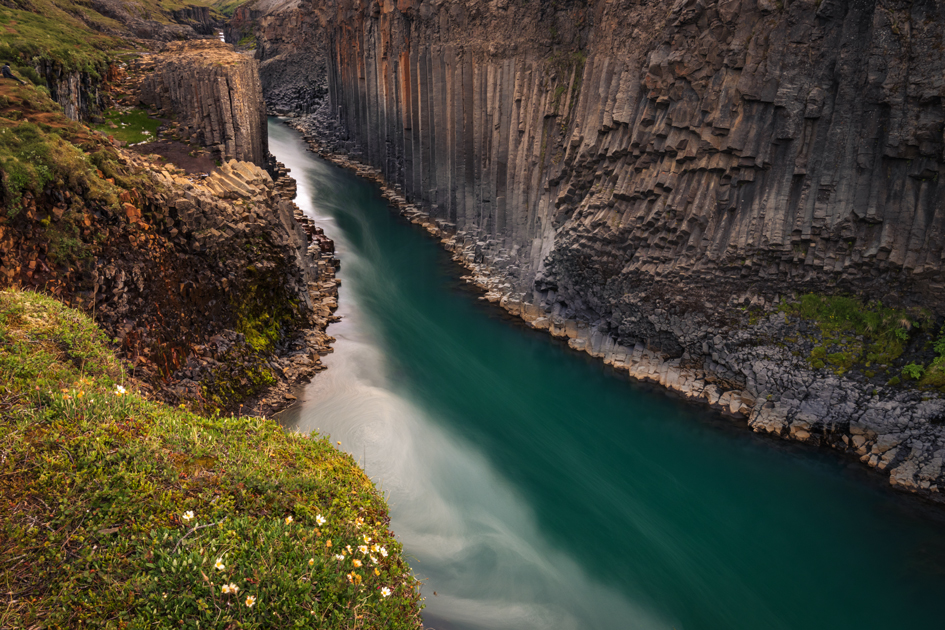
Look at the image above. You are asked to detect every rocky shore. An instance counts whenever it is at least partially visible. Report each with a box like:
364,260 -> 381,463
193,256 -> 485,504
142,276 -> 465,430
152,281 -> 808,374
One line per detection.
280,104 -> 945,505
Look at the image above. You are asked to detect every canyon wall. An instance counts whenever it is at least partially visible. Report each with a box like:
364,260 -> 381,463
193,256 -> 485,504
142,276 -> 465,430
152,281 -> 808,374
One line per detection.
319,0 -> 945,499
39,63 -> 108,122
328,0 -> 945,309
226,0 -> 329,114
172,6 -> 219,35
138,41 -> 269,166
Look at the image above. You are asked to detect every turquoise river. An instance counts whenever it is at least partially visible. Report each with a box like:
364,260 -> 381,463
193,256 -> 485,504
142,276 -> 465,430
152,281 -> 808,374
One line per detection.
270,120 -> 945,630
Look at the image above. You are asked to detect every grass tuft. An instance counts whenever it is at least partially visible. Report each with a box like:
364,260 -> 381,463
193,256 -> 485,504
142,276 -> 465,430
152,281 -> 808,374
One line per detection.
92,108 -> 163,145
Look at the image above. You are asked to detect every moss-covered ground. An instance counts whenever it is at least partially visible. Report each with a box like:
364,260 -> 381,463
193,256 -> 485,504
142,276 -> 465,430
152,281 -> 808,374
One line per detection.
0,82 -> 137,232
0,2 -> 125,76
0,289 -> 424,628
780,293 -> 932,378
0,0 -> 256,78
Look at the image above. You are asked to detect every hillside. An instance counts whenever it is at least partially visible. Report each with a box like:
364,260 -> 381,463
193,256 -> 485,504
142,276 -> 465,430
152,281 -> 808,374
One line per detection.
0,288 -> 423,627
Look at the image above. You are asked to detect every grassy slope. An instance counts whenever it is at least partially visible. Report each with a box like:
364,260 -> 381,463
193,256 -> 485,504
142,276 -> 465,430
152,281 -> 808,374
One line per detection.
0,81 -> 127,219
0,0 -> 256,75
0,1 -> 126,75
0,289 -> 424,628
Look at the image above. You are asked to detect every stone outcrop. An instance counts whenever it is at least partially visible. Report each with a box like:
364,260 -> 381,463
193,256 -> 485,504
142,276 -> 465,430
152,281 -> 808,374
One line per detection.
87,0 -> 211,41
138,41 -> 269,166
37,63 -> 108,122
293,0 -> 945,501
0,140 -> 339,415
225,0 -> 329,114
172,6 -> 219,36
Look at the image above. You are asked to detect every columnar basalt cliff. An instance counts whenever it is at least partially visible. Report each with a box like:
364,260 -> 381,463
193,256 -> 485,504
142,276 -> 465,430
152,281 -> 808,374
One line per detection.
138,41 -> 269,166
172,5 -> 219,35
39,65 -> 108,122
226,0 -> 330,114
311,0 -> 945,500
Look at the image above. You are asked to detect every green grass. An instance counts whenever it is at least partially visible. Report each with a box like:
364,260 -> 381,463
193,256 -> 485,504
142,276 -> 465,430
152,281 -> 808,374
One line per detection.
0,86 -> 120,216
92,108 -> 162,145
0,3 -> 124,76
0,0 -> 255,77
237,32 -> 257,49
781,293 -> 930,375
211,0 -> 255,17
0,289 -> 424,628
0,81 -> 154,198
916,329 -> 945,388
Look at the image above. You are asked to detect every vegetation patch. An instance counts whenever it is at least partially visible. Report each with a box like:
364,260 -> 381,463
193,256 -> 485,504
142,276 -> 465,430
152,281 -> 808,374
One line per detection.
92,107 -> 162,145
0,4 -> 123,76
237,32 -> 257,49
212,0 -> 255,17
0,116 -> 117,216
235,278 -> 301,353
0,82 -> 151,221
0,289 -> 424,628
915,329 -> 945,389
199,344 -> 278,414
781,293 -> 930,375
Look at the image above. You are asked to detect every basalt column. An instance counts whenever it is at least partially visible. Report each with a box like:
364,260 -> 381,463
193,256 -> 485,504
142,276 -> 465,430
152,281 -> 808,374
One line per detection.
327,5 -> 578,291
326,0 -> 945,311
139,40 -> 269,166
322,0 -> 945,499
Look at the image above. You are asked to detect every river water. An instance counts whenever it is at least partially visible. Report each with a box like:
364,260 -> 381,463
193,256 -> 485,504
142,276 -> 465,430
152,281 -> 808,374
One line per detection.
270,121 -> 945,629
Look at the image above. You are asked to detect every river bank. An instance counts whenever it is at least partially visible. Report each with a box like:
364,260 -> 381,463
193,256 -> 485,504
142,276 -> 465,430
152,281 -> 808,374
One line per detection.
279,108 -> 945,505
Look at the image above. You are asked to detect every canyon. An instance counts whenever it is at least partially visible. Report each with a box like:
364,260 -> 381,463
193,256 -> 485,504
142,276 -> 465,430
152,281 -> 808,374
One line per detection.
226,0 -> 945,502
5,1 -> 945,626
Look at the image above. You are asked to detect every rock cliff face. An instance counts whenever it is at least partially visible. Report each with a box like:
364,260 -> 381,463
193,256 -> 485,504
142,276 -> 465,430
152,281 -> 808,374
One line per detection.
226,0 -> 329,114
138,41 -> 269,166
0,143 -> 337,415
172,6 -> 219,36
87,0 -> 213,40
309,0 -> 945,500
38,63 -> 108,122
